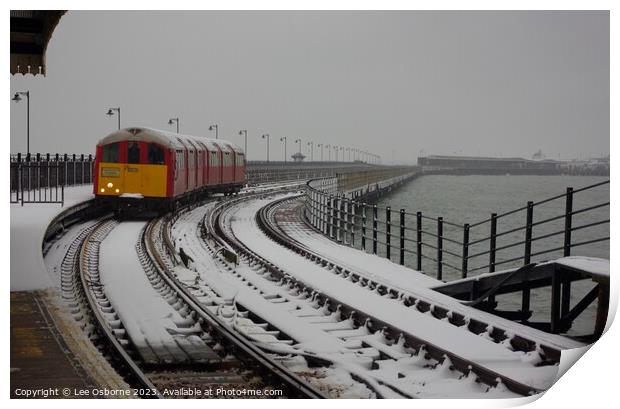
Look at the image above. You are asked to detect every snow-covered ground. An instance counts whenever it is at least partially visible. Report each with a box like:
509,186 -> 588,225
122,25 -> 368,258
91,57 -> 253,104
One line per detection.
226,195 -> 562,391
11,185 -> 94,291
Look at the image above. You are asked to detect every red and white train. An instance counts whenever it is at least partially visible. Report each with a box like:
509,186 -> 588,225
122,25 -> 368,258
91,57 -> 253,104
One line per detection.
94,127 -> 245,212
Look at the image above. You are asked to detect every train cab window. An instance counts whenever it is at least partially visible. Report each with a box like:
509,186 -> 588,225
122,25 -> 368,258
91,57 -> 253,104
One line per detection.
128,142 -> 140,164
148,144 -> 165,164
102,143 -> 120,163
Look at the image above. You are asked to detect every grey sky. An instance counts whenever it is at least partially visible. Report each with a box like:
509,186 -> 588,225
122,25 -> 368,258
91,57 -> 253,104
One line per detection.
10,11 -> 609,163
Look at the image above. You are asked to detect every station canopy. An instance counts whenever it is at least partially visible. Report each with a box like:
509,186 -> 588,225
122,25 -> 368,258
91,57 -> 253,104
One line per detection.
10,10 -> 65,76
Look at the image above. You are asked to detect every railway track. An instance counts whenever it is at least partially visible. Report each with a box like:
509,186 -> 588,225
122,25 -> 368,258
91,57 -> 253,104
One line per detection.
156,191 -> 567,398
49,186 -> 571,398
55,203 -> 324,398
260,196 -> 579,356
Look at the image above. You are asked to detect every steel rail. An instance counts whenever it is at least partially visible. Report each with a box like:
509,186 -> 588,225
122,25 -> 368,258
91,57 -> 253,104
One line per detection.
214,193 -> 556,397
78,219 -> 162,398
143,209 -> 327,399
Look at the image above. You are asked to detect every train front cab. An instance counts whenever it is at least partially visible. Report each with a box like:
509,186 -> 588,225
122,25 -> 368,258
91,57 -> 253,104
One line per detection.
95,140 -> 170,200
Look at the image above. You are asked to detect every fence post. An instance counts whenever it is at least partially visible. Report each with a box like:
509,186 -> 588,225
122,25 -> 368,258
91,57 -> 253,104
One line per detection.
322,193 -> 328,234
372,204 -> 378,255
563,187 -> 573,256
81,154 -> 85,184
329,195 -> 335,239
341,195 -> 347,244
361,204 -> 367,251
489,213 -> 497,273
522,201 -> 534,318
72,154 -> 76,186
416,211 -> 422,271
386,207 -> 391,260
399,209 -> 405,265
350,200 -> 356,246
437,217 -> 443,280
63,154 -> 68,186
524,201 -> 534,264
462,223 -> 470,279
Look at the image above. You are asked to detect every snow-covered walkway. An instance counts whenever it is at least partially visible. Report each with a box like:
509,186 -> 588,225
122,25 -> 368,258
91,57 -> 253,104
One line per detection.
11,185 -> 94,291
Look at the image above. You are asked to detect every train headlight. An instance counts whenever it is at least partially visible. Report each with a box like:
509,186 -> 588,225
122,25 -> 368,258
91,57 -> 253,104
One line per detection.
100,188 -> 105,193
115,189 -> 120,193
107,182 -> 114,188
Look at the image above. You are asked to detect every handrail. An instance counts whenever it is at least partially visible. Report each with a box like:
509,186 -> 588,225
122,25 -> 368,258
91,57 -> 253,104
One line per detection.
305,176 -> 609,281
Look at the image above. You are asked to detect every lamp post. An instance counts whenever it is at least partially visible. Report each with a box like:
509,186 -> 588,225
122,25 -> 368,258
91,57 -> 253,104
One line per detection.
238,130 -> 248,157
106,107 -> 121,130
280,136 -> 287,162
307,141 -> 314,161
209,124 -> 218,139
262,134 -> 270,162
12,91 -> 30,155
340,146 -> 344,162
168,117 -> 179,133
326,144 -> 331,161
334,145 -> 339,162
294,138 -> 302,155
317,143 -> 323,161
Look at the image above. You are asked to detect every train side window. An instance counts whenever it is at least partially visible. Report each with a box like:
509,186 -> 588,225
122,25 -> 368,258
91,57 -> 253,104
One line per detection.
102,143 -> 120,162
128,142 -> 140,164
148,144 -> 165,164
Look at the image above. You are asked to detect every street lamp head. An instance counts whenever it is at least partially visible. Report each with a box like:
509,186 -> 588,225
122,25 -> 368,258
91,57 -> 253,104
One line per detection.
239,130 -> 245,135
262,134 -> 269,139
106,109 -> 115,116
280,137 -> 286,141
209,125 -> 217,131
12,93 -> 22,102
168,119 -> 174,125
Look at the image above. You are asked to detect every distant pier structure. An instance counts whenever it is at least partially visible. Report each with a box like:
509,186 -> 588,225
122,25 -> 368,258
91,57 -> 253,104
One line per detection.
291,152 -> 306,163
418,154 -> 609,176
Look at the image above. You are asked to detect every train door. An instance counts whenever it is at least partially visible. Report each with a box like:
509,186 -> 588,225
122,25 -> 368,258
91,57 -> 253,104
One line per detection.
124,141 -> 142,194
216,145 -> 223,184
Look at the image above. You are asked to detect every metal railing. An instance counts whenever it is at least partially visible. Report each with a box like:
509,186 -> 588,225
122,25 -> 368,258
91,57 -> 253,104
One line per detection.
10,153 -> 94,205
305,178 -> 610,281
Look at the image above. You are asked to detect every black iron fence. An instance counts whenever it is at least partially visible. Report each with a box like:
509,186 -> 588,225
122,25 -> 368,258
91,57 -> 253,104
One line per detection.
10,153 -> 94,205
305,178 -> 610,281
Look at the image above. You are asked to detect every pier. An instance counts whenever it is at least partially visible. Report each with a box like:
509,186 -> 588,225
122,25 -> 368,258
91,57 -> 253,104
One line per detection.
10,163 -> 609,399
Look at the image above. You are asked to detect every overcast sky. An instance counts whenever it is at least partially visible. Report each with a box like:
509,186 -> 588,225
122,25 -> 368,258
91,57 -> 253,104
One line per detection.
10,11 -> 609,163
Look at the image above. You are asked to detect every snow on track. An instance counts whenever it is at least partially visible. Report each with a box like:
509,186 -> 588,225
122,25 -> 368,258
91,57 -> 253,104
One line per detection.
99,221 -> 214,364
274,199 -> 584,352
167,196 -> 524,397
225,194 -> 560,391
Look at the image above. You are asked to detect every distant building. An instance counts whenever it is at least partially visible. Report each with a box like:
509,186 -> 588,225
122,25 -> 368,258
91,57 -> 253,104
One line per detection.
291,152 -> 306,163
417,154 -> 560,175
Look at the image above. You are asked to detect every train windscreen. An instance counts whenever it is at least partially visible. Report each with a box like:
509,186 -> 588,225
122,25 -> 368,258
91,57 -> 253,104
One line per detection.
102,143 -> 120,163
